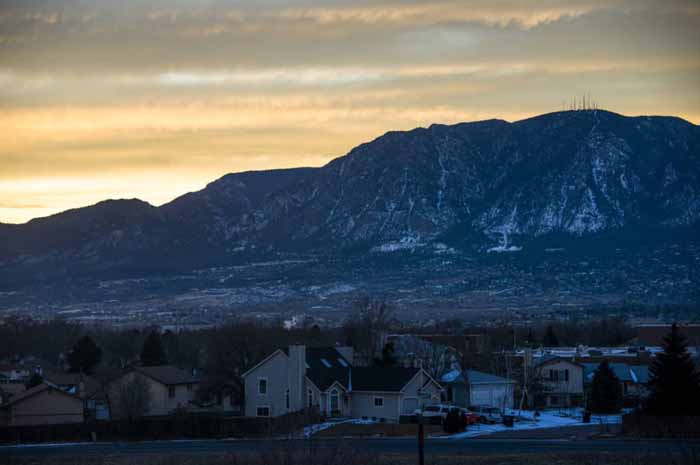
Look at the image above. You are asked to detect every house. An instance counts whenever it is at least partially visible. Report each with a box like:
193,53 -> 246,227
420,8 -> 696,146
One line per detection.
534,356 -> 584,408
42,371 -> 110,421
440,369 -> 516,410
0,382 -> 84,426
242,345 -> 442,422
582,362 -> 649,399
108,365 -> 200,417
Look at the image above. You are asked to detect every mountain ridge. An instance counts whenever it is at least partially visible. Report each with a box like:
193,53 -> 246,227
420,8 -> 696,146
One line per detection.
1,109 -> 699,288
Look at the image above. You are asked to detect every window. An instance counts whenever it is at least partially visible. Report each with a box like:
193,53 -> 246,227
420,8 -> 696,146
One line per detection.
564,369 -> 569,382
373,397 -> 384,408
307,389 -> 314,407
258,378 -> 268,395
186,383 -> 192,392
285,389 -> 290,410
256,406 -> 270,417
168,386 -> 176,398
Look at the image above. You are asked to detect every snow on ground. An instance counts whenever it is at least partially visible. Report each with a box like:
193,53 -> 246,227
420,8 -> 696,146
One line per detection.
441,409 -> 622,439
303,418 -> 376,438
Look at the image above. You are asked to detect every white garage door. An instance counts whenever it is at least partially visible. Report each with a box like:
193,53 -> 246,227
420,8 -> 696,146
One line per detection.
402,397 -> 419,414
470,386 -> 493,406
472,384 -> 512,407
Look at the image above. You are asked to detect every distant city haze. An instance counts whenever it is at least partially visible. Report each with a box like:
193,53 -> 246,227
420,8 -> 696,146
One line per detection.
1,0 -> 698,223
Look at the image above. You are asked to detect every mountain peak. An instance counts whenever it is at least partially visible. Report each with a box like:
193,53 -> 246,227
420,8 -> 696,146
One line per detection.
0,110 -> 697,285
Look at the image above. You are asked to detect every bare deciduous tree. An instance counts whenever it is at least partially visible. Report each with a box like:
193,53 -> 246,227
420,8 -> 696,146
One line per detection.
111,373 -> 151,421
345,298 -> 395,366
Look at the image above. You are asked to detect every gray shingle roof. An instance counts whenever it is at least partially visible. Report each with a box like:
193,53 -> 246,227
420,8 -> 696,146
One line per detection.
582,363 -> 649,384
350,367 -> 421,392
135,365 -> 199,385
441,369 -> 514,385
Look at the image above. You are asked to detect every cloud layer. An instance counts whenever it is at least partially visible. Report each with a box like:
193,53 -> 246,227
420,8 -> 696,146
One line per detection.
0,0 -> 698,223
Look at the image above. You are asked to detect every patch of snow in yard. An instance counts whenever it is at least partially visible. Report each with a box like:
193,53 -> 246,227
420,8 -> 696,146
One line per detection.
441,409 -> 622,439
303,418 -> 376,438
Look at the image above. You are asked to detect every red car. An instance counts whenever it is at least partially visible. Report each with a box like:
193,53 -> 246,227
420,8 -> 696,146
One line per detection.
459,409 -> 480,425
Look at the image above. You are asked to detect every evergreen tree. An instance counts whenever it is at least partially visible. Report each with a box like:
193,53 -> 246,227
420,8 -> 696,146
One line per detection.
140,330 -> 168,366
67,335 -> 102,374
589,360 -> 622,413
525,328 -> 535,347
442,408 -> 467,434
542,325 -> 559,347
645,323 -> 700,416
375,342 -> 397,367
25,371 -> 43,389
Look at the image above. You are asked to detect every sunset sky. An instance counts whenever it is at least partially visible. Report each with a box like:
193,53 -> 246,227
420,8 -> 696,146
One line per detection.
1,0 -> 698,224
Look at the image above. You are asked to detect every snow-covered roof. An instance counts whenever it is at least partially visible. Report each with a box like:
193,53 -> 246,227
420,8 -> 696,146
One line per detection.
441,369 -> 514,385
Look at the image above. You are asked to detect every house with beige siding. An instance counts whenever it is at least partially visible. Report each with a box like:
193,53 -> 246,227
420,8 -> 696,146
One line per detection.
0,382 -> 84,426
108,365 -> 200,418
242,345 -> 441,422
535,356 -> 584,408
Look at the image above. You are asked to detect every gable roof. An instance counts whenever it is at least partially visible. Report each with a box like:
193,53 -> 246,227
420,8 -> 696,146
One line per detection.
1,382 -> 80,408
441,369 -> 515,385
350,367 -> 421,392
243,346 -> 351,381
134,365 -> 199,386
42,371 -> 103,399
306,367 -> 348,392
305,347 -> 351,371
582,363 -> 650,384
241,349 -> 286,378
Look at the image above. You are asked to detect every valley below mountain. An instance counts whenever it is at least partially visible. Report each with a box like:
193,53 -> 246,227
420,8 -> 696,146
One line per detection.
1,110 -> 698,325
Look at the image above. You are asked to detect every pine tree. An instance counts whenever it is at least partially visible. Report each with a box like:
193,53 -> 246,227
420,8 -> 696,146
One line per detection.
542,325 -> 559,347
67,335 -> 102,374
140,330 -> 168,366
645,323 -> 700,416
375,342 -> 397,367
442,408 -> 466,434
589,360 -> 621,413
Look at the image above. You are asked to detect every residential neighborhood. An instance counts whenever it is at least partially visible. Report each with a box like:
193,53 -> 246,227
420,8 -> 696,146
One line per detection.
0,317 -> 696,441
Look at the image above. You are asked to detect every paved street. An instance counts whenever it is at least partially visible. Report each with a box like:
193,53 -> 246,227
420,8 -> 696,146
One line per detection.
1,437 -> 698,459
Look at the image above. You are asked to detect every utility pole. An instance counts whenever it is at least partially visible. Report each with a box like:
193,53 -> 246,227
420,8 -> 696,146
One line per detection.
418,414 -> 425,465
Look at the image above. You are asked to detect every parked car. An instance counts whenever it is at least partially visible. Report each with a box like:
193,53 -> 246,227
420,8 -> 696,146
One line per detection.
458,408 -> 480,425
468,405 -> 504,424
414,404 -> 452,419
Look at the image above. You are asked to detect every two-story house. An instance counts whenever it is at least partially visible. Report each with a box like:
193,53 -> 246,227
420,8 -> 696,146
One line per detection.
108,365 -> 200,418
534,356 -> 584,408
242,345 -> 442,422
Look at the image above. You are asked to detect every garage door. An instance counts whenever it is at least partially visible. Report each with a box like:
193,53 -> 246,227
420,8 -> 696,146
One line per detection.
470,386 -> 492,406
402,397 -> 419,414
